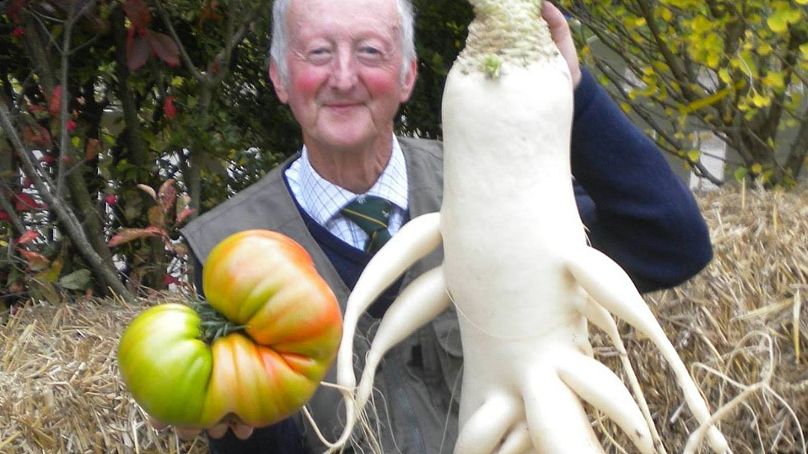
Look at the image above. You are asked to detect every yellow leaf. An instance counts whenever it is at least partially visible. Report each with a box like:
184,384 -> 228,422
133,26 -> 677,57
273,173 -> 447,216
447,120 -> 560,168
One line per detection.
690,16 -> 712,33
801,43 -> 808,59
687,150 -> 701,162
659,7 -> 673,22
718,68 -> 732,84
757,42 -> 773,56
681,80 -> 744,113
767,4 -> 802,33
751,92 -> 771,107
707,52 -> 720,69
751,163 -> 763,174
763,72 -> 785,90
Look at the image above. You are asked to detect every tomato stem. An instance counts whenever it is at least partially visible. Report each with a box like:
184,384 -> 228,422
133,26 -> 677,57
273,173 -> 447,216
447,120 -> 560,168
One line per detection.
192,300 -> 246,343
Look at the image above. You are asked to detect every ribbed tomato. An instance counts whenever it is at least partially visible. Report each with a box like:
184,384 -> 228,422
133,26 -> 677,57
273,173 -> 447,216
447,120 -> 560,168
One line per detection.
118,230 -> 342,428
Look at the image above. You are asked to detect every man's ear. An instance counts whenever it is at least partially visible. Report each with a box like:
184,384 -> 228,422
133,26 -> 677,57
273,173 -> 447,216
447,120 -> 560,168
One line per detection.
399,58 -> 418,102
269,60 -> 289,104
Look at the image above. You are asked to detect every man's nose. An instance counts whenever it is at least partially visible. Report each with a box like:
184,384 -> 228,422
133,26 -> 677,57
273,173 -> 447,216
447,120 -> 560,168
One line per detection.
329,49 -> 358,91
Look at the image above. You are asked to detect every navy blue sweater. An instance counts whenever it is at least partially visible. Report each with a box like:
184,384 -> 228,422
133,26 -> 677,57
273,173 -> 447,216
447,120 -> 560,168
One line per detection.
203,68 -> 713,454
570,69 -> 712,291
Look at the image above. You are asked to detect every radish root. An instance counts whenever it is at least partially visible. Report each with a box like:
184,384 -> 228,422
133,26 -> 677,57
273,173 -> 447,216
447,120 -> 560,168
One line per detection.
324,0 -> 730,452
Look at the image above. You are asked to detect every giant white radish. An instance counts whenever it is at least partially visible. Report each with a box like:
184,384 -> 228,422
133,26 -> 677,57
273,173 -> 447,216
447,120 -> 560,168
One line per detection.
325,0 -> 730,452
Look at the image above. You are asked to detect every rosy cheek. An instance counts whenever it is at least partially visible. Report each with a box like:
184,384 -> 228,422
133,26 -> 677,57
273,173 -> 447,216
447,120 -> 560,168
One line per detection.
361,70 -> 399,97
290,70 -> 326,100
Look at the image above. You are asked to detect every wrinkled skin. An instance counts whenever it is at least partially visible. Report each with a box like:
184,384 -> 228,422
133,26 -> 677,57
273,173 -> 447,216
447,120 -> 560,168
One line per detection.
118,230 -> 342,430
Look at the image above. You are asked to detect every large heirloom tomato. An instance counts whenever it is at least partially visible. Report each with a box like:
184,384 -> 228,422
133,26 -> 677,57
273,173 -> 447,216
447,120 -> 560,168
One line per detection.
118,230 -> 342,428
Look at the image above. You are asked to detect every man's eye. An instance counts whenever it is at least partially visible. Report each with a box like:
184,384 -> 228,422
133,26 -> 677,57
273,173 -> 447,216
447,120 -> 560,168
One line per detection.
307,48 -> 331,63
358,46 -> 384,62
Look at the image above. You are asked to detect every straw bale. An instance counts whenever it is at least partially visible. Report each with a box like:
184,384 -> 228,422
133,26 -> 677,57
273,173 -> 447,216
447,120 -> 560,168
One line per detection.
591,183 -> 807,453
0,296 -> 208,453
0,183 -> 805,453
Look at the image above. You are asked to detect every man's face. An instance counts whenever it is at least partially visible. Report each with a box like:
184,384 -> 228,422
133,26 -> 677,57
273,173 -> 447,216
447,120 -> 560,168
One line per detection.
270,0 -> 417,153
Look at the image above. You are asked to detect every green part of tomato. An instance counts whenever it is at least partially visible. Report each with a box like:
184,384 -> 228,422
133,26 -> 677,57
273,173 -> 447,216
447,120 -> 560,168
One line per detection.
117,303 -> 212,426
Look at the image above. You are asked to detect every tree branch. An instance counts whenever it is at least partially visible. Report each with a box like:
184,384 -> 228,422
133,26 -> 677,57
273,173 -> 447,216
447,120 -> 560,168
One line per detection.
0,101 -> 133,300
152,0 -> 207,83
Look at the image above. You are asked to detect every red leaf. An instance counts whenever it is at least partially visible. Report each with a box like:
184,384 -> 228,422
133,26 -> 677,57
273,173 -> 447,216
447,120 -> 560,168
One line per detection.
40,153 -> 56,166
8,0 -> 27,23
18,248 -> 49,270
176,206 -> 195,225
49,85 -> 63,116
14,193 -> 45,211
11,27 -> 25,38
104,194 -> 118,206
163,95 -> 176,119
147,31 -> 180,67
158,179 -> 176,213
123,0 -> 151,31
27,103 -> 46,114
17,230 -> 39,244
0,210 -> 9,221
66,119 -> 77,133
163,274 -> 180,286
22,124 -> 52,147
107,226 -> 165,248
199,0 -> 222,26
85,138 -> 102,161
127,32 -> 150,71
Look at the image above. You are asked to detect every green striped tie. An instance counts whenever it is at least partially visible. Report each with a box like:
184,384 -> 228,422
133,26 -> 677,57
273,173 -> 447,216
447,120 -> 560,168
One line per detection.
340,196 -> 393,254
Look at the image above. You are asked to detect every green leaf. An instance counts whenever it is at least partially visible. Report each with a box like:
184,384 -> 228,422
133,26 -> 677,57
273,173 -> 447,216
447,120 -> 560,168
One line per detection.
59,269 -> 93,290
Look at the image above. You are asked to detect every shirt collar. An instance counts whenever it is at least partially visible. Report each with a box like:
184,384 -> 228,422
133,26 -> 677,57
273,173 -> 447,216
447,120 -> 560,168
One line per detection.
293,137 -> 409,225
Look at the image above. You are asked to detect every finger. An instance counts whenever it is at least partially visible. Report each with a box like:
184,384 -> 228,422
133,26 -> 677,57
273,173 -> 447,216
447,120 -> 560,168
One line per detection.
231,422 -> 254,440
542,3 -> 569,39
207,422 -> 230,439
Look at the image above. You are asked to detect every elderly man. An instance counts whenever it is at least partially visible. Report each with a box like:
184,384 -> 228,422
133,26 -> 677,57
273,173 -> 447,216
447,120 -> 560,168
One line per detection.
178,0 -> 713,452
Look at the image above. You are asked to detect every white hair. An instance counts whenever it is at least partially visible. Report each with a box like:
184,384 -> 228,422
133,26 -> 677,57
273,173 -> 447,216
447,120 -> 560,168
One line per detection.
269,0 -> 416,86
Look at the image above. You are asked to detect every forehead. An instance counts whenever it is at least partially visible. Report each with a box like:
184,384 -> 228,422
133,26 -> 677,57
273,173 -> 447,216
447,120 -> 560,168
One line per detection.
287,0 -> 401,42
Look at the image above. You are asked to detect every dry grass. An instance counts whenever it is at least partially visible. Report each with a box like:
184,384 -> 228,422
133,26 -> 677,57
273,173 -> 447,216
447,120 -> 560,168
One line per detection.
0,183 -> 806,453
0,296 -> 208,454
592,183 -> 807,453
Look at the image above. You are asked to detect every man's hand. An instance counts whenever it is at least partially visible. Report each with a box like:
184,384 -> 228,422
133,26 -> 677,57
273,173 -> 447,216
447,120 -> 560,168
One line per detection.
543,2 -> 582,87
150,417 -> 255,441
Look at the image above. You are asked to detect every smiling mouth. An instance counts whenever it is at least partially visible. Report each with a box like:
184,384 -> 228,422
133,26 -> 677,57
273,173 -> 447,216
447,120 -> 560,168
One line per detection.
326,102 -> 361,108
